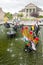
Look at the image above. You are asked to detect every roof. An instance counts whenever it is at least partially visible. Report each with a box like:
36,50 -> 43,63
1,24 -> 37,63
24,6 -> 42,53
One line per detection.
19,3 -> 43,12
25,3 -> 43,11
25,3 -> 36,7
13,13 -> 18,16
25,3 -> 42,10
19,9 -> 25,12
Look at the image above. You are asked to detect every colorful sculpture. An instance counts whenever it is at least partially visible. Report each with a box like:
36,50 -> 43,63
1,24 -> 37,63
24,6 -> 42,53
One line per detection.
21,26 -> 39,52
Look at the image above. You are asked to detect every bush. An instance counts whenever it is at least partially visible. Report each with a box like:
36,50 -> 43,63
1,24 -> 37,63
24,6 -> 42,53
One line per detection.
30,13 -> 39,17
4,12 -> 13,20
38,16 -> 43,18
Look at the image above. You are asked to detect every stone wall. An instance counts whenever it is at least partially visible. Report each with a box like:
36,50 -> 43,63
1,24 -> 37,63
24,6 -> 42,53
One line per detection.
0,8 -> 5,21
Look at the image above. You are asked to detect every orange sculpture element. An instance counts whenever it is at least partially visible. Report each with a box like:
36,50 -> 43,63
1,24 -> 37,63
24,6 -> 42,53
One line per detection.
29,31 -> 33,41
22,26 -> 29,38
21,26 -> 34,41
33,37 -> 39,44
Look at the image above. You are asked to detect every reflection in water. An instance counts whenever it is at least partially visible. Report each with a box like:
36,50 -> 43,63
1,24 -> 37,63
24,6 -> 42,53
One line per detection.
11,54 -> 15,57
10,43 -> 13,46
20,63 -> 23,65
20,57 -> 23,60
0,25 -> 42,65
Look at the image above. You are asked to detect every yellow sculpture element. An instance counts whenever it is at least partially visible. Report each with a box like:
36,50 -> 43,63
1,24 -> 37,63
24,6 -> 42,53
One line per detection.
33,38 -> 39,45
4,17 -> 8,23
22,26 -> 29,38
22,26 -> 39,44
31,25 -> 34,31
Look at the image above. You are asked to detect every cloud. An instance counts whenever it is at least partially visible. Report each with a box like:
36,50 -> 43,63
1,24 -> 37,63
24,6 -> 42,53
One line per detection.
0,0 -> 43,14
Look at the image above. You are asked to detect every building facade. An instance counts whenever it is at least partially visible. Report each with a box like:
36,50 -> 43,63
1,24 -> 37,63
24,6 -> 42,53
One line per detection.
0,8 -> 5,21
19,3 -> 43,17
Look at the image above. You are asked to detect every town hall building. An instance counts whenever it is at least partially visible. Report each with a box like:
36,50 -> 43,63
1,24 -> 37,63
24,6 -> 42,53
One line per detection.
19,3 -> 43,17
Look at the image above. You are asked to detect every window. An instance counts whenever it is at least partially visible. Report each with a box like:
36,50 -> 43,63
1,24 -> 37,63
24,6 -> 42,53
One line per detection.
33,9 -> 35,13
26,9 -> 28,13
29,9 -> 32,13
26,14 -> 28,17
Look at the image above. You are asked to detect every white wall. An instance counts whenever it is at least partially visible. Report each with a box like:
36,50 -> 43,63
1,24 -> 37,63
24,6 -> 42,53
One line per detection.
39,11 -> 43,16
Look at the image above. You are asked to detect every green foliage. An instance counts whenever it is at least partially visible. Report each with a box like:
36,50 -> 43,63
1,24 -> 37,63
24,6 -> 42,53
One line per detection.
4,12 -> 13,20
38,16 -> 43,18
17,13 -> 23,17
30,13 -> 39,17
21,18 -> 35,21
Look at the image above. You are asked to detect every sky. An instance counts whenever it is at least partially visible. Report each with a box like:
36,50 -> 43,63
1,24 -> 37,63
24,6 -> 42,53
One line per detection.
0,0 -> 43,14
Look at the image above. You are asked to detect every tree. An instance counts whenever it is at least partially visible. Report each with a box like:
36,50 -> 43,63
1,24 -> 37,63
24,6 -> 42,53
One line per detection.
30,12 -> 39,17
4,12 -> 13,20
17,13 -> 23,17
